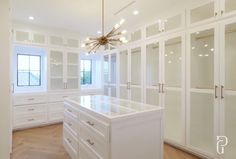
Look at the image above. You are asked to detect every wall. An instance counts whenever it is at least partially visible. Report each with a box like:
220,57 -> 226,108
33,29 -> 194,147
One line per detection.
0,0 -> 11,158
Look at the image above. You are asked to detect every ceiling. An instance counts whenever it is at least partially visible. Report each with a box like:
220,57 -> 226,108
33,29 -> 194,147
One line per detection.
12,0 -> 198,36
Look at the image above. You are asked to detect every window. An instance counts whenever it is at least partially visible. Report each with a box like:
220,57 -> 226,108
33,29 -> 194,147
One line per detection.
80,60 -> 92,85
17,54 -> 41,86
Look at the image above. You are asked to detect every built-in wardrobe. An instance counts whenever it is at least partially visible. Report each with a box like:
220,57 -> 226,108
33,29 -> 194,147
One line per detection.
103,0 -> 236,158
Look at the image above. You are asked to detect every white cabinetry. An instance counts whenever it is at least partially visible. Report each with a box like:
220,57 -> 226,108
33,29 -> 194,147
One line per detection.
49,49 -> 80,90
63,95 -> 163,159
118,46 -> 143,102
14,30 -> 46,45
103,52 -> 117,97
49,35 -> 79,49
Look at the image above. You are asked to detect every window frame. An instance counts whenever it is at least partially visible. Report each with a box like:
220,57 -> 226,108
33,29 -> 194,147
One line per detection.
80,59 -> 92,85
17,54 -> 42,87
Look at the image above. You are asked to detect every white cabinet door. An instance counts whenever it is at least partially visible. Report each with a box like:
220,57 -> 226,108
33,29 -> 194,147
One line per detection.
49,49 -> 65,90
187,26 -> 219,156
163,35 -> 185,144
14,30 -> 46,45
119,50 -> 129,99
222,0 -> 236,16
146,21 -> 162,38
145,42 -> 161,106
162,13 -> 184,33
103,53 -> 117,97
220,20 -> 236,159
66,52 -> 79,89
188,1 -> 217,25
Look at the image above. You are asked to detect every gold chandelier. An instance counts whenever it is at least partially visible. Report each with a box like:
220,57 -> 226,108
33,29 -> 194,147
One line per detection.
81,0 -> 128,54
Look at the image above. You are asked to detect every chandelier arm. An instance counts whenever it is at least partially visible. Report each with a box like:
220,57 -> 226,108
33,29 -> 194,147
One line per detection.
85,41 -> 98,46
106,28 -> 116,37
89,43 -> 100,53
107,32 -> 122,38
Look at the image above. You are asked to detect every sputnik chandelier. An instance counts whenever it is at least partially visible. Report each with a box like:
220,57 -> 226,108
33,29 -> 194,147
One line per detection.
81,0 -> 128,54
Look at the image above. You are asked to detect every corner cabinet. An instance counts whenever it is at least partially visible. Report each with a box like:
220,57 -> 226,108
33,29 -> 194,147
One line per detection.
49,49 -> 80,90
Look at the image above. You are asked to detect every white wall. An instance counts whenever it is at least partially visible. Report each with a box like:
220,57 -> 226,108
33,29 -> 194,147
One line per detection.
0,0 -> 11,158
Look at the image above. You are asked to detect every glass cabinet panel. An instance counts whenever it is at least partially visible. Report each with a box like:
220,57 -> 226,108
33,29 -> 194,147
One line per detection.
164,14 -> 182,32
131,87 -> 141,102
15,31 -> 30,42
225,0 -> 236,14
66,39 -> 79,48
190,2 -> 215,24
224,22 -> 236,159
191,29 -> 214,89
119,50 -> 128,85
165,37 -> 182,87
110,54 -> 116,84
146,89 -> 159,106
120,86 -> 128,99
67,53 -> 79,89
104,55 -> 109,83
146,43 -> 159,86
130,30 -> 141,42
146,22 -> 161,38
131,47 -> 141,85
50,36 -> 64,46
32,33 -> 45,44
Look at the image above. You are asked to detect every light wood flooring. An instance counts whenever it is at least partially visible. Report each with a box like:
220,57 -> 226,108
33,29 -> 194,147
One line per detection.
11,124 -> 201,159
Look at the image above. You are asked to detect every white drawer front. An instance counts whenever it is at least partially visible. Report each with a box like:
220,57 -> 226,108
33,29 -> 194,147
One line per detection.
80,123 -> 108,159
80,111 -> 109,142
79,142 -> 101,159
48,112 -> 64,122
14,104 -> 47,115
63,137 -> 77,159
64,102 -> 78,118
14,113 -> 47,127
64,112 -> 78,135
48,102 -> 64,112
14,95 -> 46,106
63,127 -> 78,151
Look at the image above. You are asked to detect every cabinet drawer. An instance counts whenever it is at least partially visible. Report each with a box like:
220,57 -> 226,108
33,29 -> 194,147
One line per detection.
79,142 -> 101,159
63,137 -> 77,159
64,102 -> 78,118
80,111 -> 109,142
64,112 -> 78,135
48,112 -> 64,122
14,104 -> 47,115
14,113 -> 47,127
80,123 -> 108,159
48,102 -> 64,112
63,127 -> 78,151
14,95 -> 46,105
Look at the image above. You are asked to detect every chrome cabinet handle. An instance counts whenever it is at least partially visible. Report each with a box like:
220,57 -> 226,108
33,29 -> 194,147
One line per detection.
67,109 -> 72,113
215,85 -> 218,99
86,121 -> 95,126
67,138 -> 72,143
215,12 -> 218,16
86,139 -> 94,146
221,85 -> 224,99
67,122 -> 72,127
221,10 -> 224,15
28,108 -> 35,111
28,118 -> 34,121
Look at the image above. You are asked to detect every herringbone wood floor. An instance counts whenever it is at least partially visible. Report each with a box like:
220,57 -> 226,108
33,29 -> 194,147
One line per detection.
10,124 -> 201,159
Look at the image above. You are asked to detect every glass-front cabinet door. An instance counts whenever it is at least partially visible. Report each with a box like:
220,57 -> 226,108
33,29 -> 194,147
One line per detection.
49,50 -> 64,90
66,52 -> 79,89
189,1 -> 216,25
163,36 -> 184,144
103,53 -> 117,97
145,42 -> 161,106
119,50 -> 129,99
221,21 -> 236,159
130,47 -> 142,102
224,0 -> 236,15
188,27 -> 217,156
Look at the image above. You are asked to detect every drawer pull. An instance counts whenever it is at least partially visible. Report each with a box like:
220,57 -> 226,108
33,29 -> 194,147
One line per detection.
28,118 -> 34,121
67,109 -> 72,113
67,138 -> 72,143
86,121 -> 95,126
28,108 -> 35,111
86,139 -> 94,146
28,98 -> 35,101
67,122 -> 72,127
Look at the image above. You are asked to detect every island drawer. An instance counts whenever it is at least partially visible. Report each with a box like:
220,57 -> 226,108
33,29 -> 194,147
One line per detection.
64,102 -> 78,118
14,104 -> 47,115
79,142 -> 101,159
63,127 -> 78,151
14,95 -> 46,106
80,111 -> 109,142
64,112 -> 78,136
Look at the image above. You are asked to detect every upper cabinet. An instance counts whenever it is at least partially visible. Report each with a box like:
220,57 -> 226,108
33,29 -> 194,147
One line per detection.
130,29 -> 142,42
14,30 -> 46,45
146,13 -> 184,38
49,35 -> 79,49
188,0 -> 236,26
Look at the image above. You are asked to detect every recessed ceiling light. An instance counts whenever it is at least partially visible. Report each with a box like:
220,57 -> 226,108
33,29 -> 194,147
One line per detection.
97,31 -> 102,34
120,19 -> 125,25
133,10 -> 139,15
28,16 -> 34,20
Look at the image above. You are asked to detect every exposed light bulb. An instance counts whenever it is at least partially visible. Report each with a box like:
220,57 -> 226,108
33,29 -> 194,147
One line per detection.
199,54 -> 203,57
196,31 -> 200,35
120,37 -> 126,41
97,31 -> 102,34
114,24 -> 120,29
122,39 -> 128,43
81,43 -> 85,48
121,30 -> 127,34
120,19 -> 125,25
133,10 -> 139,15
204,44 -> 208,48
210,48 -> 214,52
85,37 -> 90,41
89,43 -> 94,46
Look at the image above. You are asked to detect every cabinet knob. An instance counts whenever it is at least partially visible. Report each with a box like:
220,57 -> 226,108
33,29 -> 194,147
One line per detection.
86,139 -> 94,146
67,138 -> 72,143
